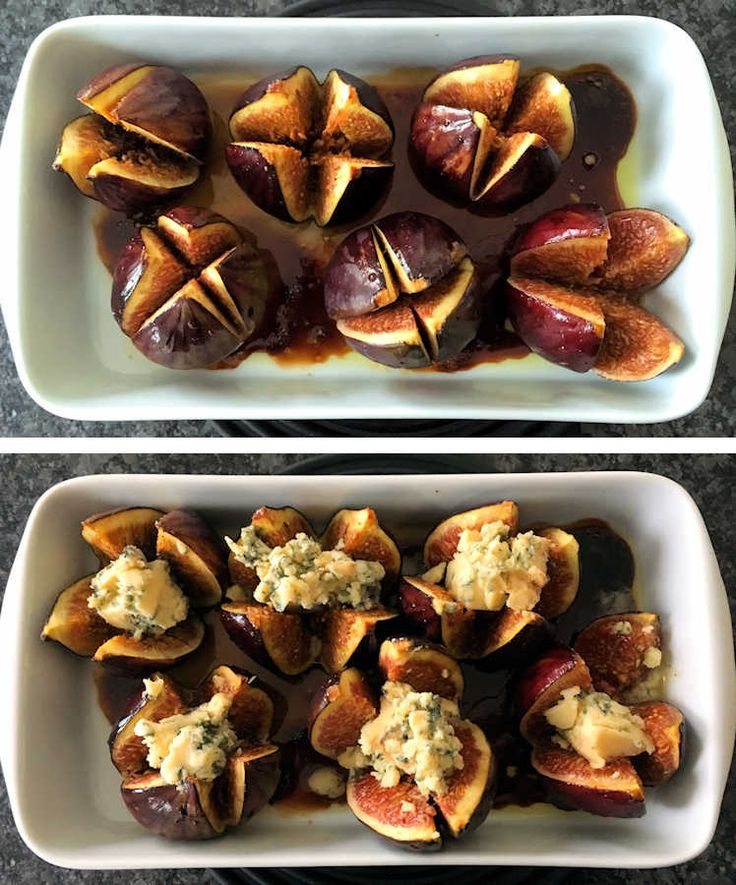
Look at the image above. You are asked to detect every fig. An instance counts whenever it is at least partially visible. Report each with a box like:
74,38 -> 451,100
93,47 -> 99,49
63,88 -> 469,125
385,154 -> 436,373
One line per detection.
121,772 -> 220,840
535,527 -> 580,620
472,608 -> 550,667
517,646 -> 592,741
424,502 -> 519,566
505,276 -> 605,373
531,744 -> 645,818
336,301 -> 432,369
112,208 -> 271,369
227,66 -> 393,225
593,297 -> 685,382
377,637 -> 464,701
92,614 -> 205,670
40,575 -> 118,657
156,509 -> 227,607
318,608 -> 397,674
54,64 -> 210,213
399,576 -> 476,657
631,702 -> 684,786
220,602 -> 319,676
599,209 -> 690,293
573,613 -> 662,703
309,668 -> 377,759
412,56 -> 573,208
320,508 -> 401,585
81,507 -> 165,562
509,204 -> 610,285
205,665 -> 274,744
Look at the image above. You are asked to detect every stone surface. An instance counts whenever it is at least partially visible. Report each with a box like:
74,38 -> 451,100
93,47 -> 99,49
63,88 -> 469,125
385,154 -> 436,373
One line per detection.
0,453 -> 733,882
0,0 -> 733,436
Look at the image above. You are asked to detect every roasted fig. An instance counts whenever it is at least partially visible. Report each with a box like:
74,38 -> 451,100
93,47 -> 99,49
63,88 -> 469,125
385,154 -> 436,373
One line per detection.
81,507 -> 165,562
54,64 -> 210,213
156,508 -> 227,607
318,608 -> 397,674
205,665 -> 274,744
93,615 -> 205,670
517,646 -> 592,741
227,66 -> 393,225
40,575 -> 118,657
411,56 -> 574,208
631,702 -> 684,786
573,613 -> 662,703
309,668 -> 377,759
423,502 -> 519,566
320,508 -> 401,585
534,527 -> 580,620
112,207 -> 271,369
378,637 -> 464,701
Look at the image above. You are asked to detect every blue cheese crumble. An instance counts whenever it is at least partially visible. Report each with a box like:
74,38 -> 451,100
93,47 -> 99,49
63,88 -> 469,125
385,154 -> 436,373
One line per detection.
87,546 -> 188,639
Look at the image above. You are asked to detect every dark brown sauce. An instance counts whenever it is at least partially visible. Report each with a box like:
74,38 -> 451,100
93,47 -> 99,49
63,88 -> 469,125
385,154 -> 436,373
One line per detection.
94,519 -> 635,813
93,65 -> 635,371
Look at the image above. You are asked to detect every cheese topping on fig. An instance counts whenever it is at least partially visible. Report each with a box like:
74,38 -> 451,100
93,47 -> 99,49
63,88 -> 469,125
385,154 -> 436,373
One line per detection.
444,521 -> 551,612
88,546 -> 188,639
307,766 -> 347,799
339,681 -> 463,797
544,686 -> 654,769
227,530 -> 385,612
134,692 -> 238,785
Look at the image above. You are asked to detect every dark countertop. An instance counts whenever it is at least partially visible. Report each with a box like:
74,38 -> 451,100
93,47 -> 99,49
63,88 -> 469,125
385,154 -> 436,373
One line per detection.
0,0 -> 734,437
0,453 -> 733,882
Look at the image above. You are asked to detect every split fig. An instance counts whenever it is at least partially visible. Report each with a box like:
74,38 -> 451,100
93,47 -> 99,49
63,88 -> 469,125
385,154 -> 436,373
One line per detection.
309,668 -> 377,760
81,507 -> 165,562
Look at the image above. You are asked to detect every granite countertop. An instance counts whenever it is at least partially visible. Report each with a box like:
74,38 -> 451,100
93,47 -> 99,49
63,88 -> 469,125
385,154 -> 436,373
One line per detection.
0,453 -> 733,882
0,0 -> 734,437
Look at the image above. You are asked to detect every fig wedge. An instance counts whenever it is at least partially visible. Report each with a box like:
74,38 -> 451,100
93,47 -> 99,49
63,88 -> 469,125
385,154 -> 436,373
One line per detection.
378,637 -> 464,701
320,507 -> 401,584
517,647 -> 592,741
229,66 -> 320,145
156,509 -> 227,607
220,602 -> 319,676
535,527 -> 580,620
81,506 -> 165,562
122,772 -> 220,840
424,502 -> 519,566
631,702 -> 684,786
205,665 -> 274,744
531,744 -> 645,818
422,55 -> 520,126
318,608 -> 397,674
40,575 -> 118,657
473,608 -> 550,667
506,276 -> 605,373
599,209 -> 690,293
93,615 -> 205,670
573,613 -> 662,702
226,143 -> 311,223
337,301 -> 432,369
347,773 -> 441,850
399,576 -> 477,659
473,131 -> 561,209
434,720 -> 495,838
53,114 -> 120,200
309,668 -> 377,759
323,225 -> 399,319
505,72 -> 576,161
593,297 -> 684,382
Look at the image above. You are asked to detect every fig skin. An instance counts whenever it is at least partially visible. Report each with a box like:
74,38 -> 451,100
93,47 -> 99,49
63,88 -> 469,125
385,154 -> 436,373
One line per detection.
534,527 -> 580,620
474,132 -> 561,209
122,774 -> 220,840
337,301 -> 432,369
225,143 -> 310,224
631,702 -> 685,786
92,614 -> 205,671
309,668 -> 377,760
318,607 -> 397,674
422,55 -> 520,125
505,276 -> 606,373
156,508 -> 227,608
81,506 -> 165,563
434,720 -> 495,838
324,225 -> 398,319
517,646 -> 592,741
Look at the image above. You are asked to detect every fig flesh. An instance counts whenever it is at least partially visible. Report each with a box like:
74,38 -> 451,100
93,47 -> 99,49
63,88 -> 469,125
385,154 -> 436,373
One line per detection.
40,575 -> 118,657
318,607 -> 397,674
320,507 -> 401,584
517,646 -> 592,741
434,720 -> 495,838
92,614 -> 205,670
81,506 -> 165,562
534,527 -> 580,620
631,701 -> 684,786
156,508 -> 227,607
309,668 -> 377,759
424,502 -> 519,566
378,637 -> 464,701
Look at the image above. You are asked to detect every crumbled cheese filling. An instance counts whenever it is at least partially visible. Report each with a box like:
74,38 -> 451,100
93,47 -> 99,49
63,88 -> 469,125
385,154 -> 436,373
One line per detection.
226,529 -> 385,612
307,766 -> 346,799
88,546 -> 188,639
338,682 -> 464,797
612,620 -> 633,635
444,521 -> 551,612
643,647 -> 662,669
134,692 -> 238,785
544,686 -> 654,769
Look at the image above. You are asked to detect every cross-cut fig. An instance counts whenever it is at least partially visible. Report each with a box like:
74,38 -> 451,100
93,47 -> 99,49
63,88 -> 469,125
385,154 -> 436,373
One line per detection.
309,668 -> 377,759
424,502 -> 519,566
81,506 -> 165,562
318,608 -> 397,674
323,225 -> 399,319
573,613 -> 662,703
535,528 -> 580,620
320,507 -> 401,584
599,209 -> 690,293
378,637 -> 463,701
109,674 -> 186,777
506,276 -> 605,372
347,773 -> 441,850
434,720 -> 495,838
40,575 -> 117,657
593,297 -> 684,382
92,614 -> 205,670
412,56 -> 573,209
509,204 -> 610,285
531,744 -> 645,818
227,66 -> 393,225
54,65 -> 210,213
517,647 -> 592,741
205,665 -> 274,744
156,509 -> 227,607
337,301 -> 432,368
631,702 -> 684,786
220,602 -> 319,676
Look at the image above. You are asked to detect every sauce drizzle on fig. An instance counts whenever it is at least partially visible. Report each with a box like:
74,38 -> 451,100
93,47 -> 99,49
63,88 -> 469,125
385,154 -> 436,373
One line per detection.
93,65 -> 635,372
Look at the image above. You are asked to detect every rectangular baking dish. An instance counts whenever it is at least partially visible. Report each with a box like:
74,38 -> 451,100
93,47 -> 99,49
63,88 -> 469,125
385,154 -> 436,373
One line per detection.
1,15 -> 733,424
1,471 -> 733,869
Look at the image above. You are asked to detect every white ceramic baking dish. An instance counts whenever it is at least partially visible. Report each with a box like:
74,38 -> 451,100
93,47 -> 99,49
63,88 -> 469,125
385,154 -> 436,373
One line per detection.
0,15 -> 733,424
0,471 -> 733,869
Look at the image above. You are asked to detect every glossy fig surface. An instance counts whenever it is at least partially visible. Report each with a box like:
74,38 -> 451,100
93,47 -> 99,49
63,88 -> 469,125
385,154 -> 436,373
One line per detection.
81,507 -> 165,562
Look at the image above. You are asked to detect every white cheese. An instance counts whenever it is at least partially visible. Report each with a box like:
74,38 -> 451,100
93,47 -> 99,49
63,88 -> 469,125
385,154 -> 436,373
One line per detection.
143,676 -> 165,700
134,692 -> 238,785
545,686 -> 654,769
225,525 -> 273,567
612,620 -> 633,635
253,533 -> 385,612
444,521 -> 551,612
339,681 -> 463,798
307,766 -> 346,799
643,647 -> 662,669
88,546 -> 188,639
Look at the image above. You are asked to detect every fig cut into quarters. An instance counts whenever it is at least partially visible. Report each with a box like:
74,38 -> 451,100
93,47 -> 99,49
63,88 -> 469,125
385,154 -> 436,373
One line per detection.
227,66 -> 394,225
411,56 -> 574,208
